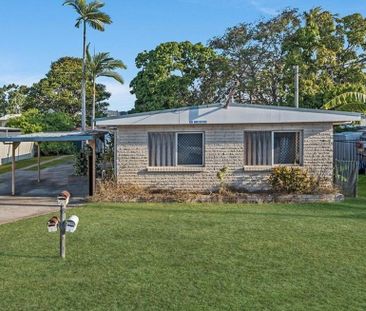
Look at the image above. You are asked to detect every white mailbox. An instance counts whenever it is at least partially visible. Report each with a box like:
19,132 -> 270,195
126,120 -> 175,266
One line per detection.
47,216 -> 60,233
57,190 -> 71,206
66,215 -> 79,233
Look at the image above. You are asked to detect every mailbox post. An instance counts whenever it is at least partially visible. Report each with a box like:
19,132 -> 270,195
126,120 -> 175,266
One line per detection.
59,200 -> 66,259
47,191 -> 80,259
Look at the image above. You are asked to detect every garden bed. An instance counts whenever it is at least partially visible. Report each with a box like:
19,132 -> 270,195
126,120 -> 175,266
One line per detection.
93,182 -> 344,204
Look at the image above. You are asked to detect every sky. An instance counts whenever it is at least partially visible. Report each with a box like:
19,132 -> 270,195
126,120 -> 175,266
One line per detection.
0,0 -> 365,111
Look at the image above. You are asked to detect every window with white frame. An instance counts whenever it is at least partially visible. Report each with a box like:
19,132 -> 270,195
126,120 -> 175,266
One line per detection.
244,131 -> 302,166
148,132 -> 204,166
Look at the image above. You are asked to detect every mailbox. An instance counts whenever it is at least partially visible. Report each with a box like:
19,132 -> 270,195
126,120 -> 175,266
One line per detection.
47,216 -> 60,233
57,190 -> 71,206
65,215 -> 79,233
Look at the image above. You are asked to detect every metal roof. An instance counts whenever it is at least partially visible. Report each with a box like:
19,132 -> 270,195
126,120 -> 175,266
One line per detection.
0,127 -> 21,131
96,103 -> 361,127
0,130 -> 109,143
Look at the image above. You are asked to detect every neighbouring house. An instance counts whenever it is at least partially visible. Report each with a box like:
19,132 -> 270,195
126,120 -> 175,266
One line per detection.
0,114 -> 21,127
96,104 -> 361,192
0,114 -> 34,165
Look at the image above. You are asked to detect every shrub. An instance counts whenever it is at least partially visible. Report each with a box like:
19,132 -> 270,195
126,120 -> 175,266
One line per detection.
269,166 -> 318,194
216,165 -> 229,191
73,146 -> 91,176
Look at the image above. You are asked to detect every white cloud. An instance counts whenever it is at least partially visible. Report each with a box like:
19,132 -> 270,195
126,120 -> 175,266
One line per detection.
250,0 -> 278,16
100,79 -> 135,112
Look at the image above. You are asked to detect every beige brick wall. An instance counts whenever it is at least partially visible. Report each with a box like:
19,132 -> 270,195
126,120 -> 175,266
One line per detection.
115,123 -> 333,192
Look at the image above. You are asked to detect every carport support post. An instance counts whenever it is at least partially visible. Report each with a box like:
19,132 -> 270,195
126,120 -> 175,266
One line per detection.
11,142 -> 20,196
88,139 -> 96,196
37,142 -> 41,183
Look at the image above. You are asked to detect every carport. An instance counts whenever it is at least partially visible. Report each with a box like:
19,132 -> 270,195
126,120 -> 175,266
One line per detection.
0,130 -> 108,196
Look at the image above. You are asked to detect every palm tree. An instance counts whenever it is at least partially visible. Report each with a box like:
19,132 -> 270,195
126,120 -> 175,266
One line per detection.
322,92 -> 366,113
87,45 -> 126,129
63,0 -> 111,131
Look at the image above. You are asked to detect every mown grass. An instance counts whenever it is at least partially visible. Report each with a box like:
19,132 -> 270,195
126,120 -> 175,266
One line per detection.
0,180 -> 366,310
0,156 -> 58,175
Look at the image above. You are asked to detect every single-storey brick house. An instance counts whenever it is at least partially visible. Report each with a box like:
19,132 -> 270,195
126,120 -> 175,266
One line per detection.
97,104 -> 360,192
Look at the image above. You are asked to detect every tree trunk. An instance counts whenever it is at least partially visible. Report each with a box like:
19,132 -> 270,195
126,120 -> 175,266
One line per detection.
92,79 -> 96,130
81,21 -> 87,131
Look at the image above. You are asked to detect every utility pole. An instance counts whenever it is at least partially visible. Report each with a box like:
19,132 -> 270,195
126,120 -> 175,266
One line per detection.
294,65 -> 299,108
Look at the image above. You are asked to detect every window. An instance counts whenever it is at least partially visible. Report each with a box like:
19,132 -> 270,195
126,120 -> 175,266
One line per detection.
148,132 -> 176,166
244,131 -> 302,166
177,133 -> 203,165
244,131 -> 272,165
148,132 -> 204,166
273,132 -> 301,165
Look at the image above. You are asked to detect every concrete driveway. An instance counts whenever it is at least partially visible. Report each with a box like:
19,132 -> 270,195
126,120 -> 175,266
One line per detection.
0,162 -> 88,224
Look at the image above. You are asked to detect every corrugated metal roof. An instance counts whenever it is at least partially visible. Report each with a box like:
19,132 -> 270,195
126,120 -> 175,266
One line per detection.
96,103 -> 361,127
0,130 -> 108,143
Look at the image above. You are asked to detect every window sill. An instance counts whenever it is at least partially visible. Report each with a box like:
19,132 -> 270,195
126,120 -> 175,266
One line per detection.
243,164 -> 302,172
146,166 -> 205,173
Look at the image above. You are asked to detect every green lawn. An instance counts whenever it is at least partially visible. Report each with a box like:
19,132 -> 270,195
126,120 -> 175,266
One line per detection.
0,156 -> 59,174
0,182 -> 366,310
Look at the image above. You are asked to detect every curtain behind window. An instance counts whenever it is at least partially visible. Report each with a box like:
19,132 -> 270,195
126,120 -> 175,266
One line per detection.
148,132 -> 175,166
244,131 -> 272,165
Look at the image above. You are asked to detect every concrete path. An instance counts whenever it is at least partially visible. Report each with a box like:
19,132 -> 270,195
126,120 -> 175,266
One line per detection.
0,160 -> 88,225
0,196 -> 85,225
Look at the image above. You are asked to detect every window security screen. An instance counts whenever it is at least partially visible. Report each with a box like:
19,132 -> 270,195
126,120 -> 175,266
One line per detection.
273,132 -> 301,164
177,133 -> 203,165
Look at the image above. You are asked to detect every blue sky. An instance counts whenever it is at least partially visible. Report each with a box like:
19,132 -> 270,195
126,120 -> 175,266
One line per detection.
0,0 -> 365,111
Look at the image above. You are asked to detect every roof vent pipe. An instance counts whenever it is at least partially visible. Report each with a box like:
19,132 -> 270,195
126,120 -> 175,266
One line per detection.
294,65 -> 299,108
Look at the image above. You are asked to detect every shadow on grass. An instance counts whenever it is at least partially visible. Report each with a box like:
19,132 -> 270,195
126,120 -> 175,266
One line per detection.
86,203 -> 366,220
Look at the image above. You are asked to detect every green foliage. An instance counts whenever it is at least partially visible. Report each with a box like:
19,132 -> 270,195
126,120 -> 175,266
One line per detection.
269,166 -> 318,194
216,166 -> 229,189
74,146 -> 91,176
6,109 -> 44,133
25,57 -> 110,122
130,9 -> 366,111
130,41 -> 220,112
323,92 -> 366,113
283,8 -> 366,108
63,0 -> 112,32
86,45 -> 126,126
87,45 -> 126,84
209,9 -> 301,106
0,84 -> 28,116
7,109 -> 77,155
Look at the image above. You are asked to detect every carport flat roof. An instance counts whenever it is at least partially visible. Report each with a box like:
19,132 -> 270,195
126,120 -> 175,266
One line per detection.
0,130 -> 109,143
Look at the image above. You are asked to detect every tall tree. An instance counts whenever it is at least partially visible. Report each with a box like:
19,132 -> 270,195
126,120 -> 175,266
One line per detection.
63,0 -> 111,130
130,41 -> 219,112
283,8 -> 366,108
86,46 -> 126,129
0,84 -> 28,116
209,9 -> 300,105
25,57 -> 111,123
